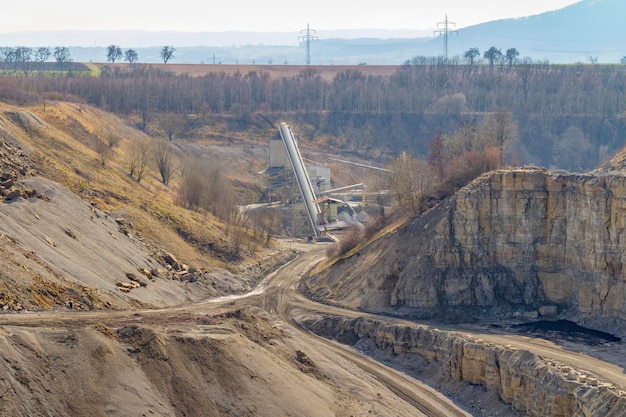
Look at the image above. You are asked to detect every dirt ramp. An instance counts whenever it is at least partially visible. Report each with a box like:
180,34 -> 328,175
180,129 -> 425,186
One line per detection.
4,110 -> 47,132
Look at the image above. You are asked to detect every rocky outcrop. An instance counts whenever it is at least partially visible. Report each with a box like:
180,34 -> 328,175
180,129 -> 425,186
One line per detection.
303,315 -> 626,417
304,166 -> 626,328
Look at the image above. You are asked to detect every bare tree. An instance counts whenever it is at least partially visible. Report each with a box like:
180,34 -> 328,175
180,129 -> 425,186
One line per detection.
14,47 -> 34,76
94,138 -> 111,166
463,47 -> 480,65
125,49 -> 139,64
483,46 -> 502,67
160,46 -> 176,64
54,47 -> 72,71
178,157 -> 207,209
387,153 -> 436,215
35,47 -> 50,63
106,132 -> 121,149
153,140 -> 178,185
106,45 -> 122,63
178,157 -> 237,221
159,114 -> 185,141
505,48 -> 520,67
0,47 -> 14,63
479,108 -> 518,165
249,209 -> 280,244
128,139 -> 151,183
428,134 -> 446,181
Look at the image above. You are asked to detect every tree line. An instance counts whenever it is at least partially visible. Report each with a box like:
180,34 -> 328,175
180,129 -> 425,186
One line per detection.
1,58 -> 625,171
0,46 -> 72,75
0,45 -> 178,70
105,45 -> 176,64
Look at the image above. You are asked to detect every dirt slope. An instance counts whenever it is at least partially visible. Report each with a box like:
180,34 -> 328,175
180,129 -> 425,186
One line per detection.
0,309 -> 347,417
0,176 -> 219,310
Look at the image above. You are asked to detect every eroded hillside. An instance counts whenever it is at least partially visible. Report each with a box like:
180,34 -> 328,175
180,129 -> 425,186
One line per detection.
0,101 -> 295,311
2,96 -> 626,416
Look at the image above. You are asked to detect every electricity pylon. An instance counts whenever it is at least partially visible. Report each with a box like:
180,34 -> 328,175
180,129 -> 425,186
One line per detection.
299,23 -> 318,65
434,14 -> 458,60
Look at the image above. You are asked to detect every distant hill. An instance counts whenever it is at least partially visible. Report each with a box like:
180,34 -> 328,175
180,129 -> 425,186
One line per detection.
0,0 -> 623,64
449,0 -> 626,63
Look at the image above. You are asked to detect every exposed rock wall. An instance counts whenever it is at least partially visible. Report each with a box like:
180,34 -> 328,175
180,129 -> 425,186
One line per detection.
304,167 -> 626,326
303,315 -> 626,417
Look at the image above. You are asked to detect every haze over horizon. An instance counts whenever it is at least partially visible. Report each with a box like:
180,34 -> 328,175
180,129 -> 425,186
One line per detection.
4,0 -> 579,46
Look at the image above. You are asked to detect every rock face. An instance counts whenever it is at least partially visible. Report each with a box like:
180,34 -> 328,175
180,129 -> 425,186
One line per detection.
302,315 -> 626,417
305,167 -> 626,327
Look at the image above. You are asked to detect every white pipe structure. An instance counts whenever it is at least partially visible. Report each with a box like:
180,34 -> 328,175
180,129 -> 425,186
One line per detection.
319,183 -> 364,195
278,123 -> 322,237
325,157 -> 394,173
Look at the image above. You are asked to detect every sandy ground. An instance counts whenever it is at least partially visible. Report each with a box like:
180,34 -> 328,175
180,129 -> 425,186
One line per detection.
0,171 -> 623,416
0,241 -> 625,416
0,244 -> 470,417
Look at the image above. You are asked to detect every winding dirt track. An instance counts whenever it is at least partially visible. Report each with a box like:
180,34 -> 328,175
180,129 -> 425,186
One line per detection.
1,243 -> 625,415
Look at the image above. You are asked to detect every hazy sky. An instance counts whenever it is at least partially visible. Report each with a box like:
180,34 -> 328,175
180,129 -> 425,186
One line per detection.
4,1 -> 580,33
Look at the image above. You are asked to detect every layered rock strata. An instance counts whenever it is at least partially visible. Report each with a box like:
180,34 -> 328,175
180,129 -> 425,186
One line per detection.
303,315 -> 626,417
304,167 -> 626,327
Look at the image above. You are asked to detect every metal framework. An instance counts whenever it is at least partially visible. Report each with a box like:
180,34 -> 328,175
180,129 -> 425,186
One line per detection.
434,14 -> 457,60
299,23 -> 318,65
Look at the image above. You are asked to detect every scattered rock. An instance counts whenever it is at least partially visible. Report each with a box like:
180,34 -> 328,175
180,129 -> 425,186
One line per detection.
163,252 -> 182,271
138,268 -> 151,278
4,188 -> 22,201
522,311 -> 539,320
125,272 -> 147,287
539,305 -> 558,317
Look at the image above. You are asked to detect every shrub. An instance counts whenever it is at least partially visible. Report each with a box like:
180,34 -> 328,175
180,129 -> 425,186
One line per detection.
326,224 -> 363,258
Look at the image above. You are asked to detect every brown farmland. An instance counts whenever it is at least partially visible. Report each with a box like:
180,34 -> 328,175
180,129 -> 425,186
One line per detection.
97,63 -> 400,80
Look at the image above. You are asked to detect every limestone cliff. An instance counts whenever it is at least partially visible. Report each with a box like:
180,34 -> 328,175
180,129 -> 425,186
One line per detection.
304,166 -> 626,327
302,315 -> 626,417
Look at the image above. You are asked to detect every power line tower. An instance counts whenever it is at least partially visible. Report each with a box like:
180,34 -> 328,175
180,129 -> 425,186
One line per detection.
299,23 -> 318,65
434,14 -> 457,60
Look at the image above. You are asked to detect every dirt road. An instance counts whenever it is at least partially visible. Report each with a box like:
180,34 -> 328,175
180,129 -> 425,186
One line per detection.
0,242 -> 624,416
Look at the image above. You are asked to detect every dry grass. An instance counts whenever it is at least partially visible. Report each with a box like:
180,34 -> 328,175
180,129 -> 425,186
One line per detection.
0,100 -> 263,270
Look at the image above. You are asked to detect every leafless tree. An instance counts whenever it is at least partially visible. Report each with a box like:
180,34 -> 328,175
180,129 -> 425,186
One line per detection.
153,140 -> 178,185
128,139 -> 152,183
14,47 -> 34,76
178,158 -> 207,209
105,132 -> 121,149
387,153 -> 436,215
35,47 -> 50,63
160,46 -> 176,64
124,49 -> 139,64
479,108 -> 518,165
94,138 -> 111,166
464,47 -> 480,65
54,47 -> 72,70
106,45 -> 122,63
159,114 -> 186,141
